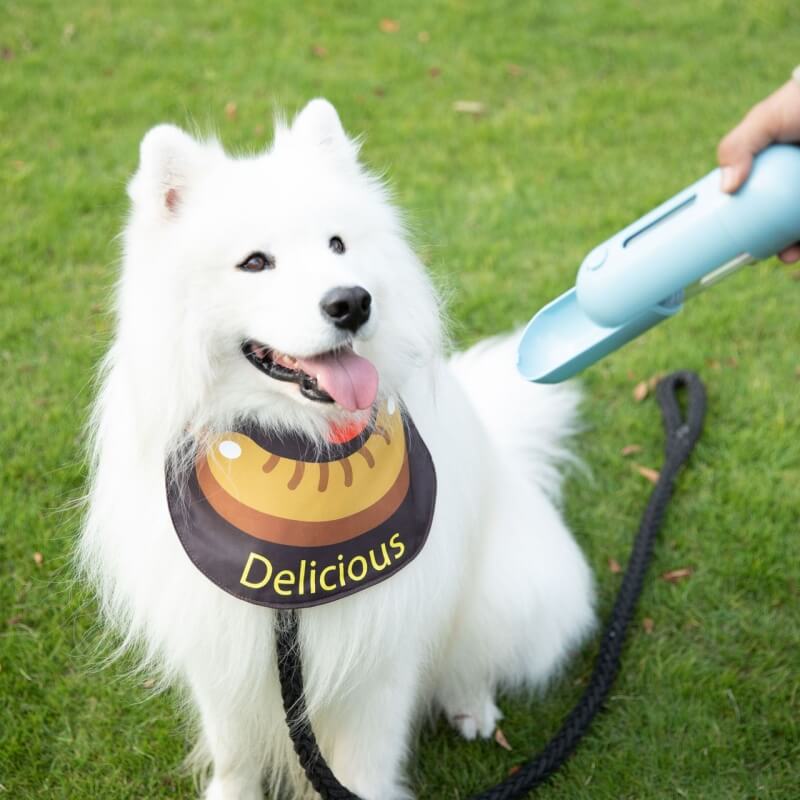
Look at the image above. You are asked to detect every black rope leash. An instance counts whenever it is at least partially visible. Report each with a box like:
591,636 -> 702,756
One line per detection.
275,370 -> 707,799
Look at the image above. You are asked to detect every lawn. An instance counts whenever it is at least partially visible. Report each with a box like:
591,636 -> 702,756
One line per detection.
1,1 -> 799,798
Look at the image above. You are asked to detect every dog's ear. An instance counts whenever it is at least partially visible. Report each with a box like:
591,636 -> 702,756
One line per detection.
128,124 -> 219,218
290,99 -> 359,164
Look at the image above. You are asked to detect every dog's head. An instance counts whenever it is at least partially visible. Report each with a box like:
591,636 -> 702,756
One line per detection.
121,99 -> 442,438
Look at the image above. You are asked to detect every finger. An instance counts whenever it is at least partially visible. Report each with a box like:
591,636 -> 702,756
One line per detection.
717,128 -> 755,193
717,98 -> 783,193
719,159 -> 752,194
778,244 -> 800,263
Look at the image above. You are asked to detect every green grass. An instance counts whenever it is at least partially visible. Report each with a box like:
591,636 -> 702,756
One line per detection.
2,1 -> 799,797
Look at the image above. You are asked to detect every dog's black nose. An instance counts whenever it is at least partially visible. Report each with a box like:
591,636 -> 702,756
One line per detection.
320,286 -> 372,332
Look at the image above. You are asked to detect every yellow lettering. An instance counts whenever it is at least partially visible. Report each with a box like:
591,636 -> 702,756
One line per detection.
369,543 -> 391,571
319,565 -> 337,591
273,569 -> 296,596
389,532 -> 405,560
310,560 -> 317,594
239,552 -> 273,589
298,559 -> 306,595
347,555 -> 368,581
337,554 -> 346,586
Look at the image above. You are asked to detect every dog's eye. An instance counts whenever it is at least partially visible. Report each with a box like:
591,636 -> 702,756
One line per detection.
328,236 -> 346,255
237,252 -> 275,272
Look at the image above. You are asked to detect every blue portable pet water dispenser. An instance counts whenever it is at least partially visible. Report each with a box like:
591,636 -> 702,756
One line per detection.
517,145 -> 800,383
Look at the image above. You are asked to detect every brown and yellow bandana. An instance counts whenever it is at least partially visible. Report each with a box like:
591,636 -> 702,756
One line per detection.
166,402 -> 437,609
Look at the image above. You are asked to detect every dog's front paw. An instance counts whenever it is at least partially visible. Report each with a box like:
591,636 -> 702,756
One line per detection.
448,697 -> 503,741
204,775 -> 263,800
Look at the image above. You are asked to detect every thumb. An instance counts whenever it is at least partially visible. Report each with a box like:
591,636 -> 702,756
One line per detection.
717,96 -> 782,193
717,123 -> 758,193
718,152 -> 753,194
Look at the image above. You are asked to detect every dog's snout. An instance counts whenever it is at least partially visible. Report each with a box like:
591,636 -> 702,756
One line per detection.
320,286 -> 372,333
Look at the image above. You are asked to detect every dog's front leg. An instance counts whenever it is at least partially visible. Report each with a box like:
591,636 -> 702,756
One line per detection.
190,675 -> 267,800
319,661 -> 420,800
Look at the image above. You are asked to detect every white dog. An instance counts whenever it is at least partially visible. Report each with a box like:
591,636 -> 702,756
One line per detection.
80,99 -> 594,800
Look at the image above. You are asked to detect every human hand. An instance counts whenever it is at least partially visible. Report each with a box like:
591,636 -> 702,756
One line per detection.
717,70 -> 800,263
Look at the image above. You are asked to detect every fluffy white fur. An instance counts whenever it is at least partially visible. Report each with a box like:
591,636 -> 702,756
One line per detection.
79,99 -> 595,800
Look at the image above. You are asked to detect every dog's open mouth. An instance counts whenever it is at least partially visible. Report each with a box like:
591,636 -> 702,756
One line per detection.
242,340 -> 379,412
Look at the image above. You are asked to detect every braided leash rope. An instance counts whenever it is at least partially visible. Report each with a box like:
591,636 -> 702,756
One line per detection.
276,370 -> 707,799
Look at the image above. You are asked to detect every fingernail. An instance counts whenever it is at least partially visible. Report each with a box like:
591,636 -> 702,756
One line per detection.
720,166 -> 735,193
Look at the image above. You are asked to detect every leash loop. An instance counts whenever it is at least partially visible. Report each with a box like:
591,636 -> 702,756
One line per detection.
275,370 -> 707,799
656,370 -> 706,463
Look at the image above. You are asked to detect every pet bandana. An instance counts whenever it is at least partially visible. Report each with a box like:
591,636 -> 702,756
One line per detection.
167,401 -> 437,609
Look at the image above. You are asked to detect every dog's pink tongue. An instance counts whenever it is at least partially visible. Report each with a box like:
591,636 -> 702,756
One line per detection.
296,347 -> 379,411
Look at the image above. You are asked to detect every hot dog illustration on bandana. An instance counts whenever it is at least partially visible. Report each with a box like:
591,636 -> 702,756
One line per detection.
167,401 -> 437,608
